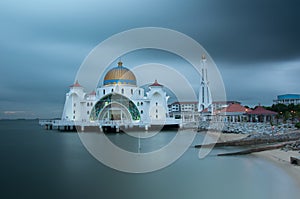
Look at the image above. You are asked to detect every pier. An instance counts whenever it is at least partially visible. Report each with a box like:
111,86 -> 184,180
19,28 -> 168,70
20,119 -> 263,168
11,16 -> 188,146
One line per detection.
39,119 -> 181,132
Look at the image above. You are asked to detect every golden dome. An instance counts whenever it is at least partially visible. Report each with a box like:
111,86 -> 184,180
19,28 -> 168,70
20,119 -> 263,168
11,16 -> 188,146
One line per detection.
103,61 -> 136,86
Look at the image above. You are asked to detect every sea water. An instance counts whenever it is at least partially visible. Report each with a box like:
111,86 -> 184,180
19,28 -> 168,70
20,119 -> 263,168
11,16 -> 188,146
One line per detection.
0,120 -> 299,199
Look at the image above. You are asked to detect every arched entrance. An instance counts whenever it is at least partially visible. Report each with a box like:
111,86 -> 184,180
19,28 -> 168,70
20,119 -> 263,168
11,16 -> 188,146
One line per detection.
98,103 -> 132,123
90,93 -> 140,122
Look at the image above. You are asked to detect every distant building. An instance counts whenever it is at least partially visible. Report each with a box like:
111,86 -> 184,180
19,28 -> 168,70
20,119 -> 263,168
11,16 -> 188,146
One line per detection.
215,103 -> 249,122
169,101 -> 199,121
212,101 -> 241,111
273,94 -> 300,105
247,106 -> 277,123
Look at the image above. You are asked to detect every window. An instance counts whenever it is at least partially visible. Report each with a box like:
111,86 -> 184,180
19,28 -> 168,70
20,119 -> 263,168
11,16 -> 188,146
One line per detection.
87,111 -> 89,115
156,102 -> 158,106
121,88 -> 124,94
73,116 -> 75,119
111,89 -> 114,92
138,90 -> 141,95
91,102 -> 93,106
131,89 -> 133,95
103,89 -> 105,95
87,103 -> 89,106
73,110 -> 75,114
141,102 -> 143,106
156,115 -> 158,119
141,110 -> 143,114
137,102 -> 140,106
156,109 -> 158,113
74,103 -> 76,107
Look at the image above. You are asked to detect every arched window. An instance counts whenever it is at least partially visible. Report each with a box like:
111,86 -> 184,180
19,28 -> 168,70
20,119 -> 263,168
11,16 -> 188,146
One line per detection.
137,102 -> 140,106
156,109 -> 158,113
87,103 -> 89,106
131,89 -> 133,95
87,111 -> 89,115
141,102 -> 143,106
103,89 -> 105,95
91,102 -> 93,106
156,102 -> 158,106
141,110 -> 143,114
111,89 -> 114,93
121,88 -> 124,94
138,90 -> 141,95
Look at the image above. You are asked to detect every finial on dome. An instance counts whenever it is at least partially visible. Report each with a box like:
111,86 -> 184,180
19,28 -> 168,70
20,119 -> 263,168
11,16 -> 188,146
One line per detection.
118,61 -> 123,67
150,79 -> 163,87
202,54 -> 206,60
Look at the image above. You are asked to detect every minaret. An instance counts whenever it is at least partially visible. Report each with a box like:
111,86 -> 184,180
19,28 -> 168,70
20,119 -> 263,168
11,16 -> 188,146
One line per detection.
198,54 -> 213,114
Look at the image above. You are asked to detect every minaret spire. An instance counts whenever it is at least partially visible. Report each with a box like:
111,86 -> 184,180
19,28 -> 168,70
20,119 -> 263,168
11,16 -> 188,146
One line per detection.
198,54 -> 213,116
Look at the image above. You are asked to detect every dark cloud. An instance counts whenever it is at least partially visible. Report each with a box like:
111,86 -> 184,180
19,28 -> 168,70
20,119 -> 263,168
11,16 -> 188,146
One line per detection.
0,0 -> 299,118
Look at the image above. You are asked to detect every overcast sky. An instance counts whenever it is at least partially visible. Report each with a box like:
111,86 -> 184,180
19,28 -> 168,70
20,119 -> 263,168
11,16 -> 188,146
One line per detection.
1,0 -> 300,119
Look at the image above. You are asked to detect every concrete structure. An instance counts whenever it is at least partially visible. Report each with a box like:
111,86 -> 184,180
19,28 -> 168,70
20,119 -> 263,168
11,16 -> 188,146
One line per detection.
59,61 -> 180,131
169,101 -> 199,122
198,55 -> 213,115
273,94 -> 300,105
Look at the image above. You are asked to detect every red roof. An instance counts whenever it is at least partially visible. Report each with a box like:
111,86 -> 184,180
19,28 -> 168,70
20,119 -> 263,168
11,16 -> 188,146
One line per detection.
219,103 -> 249,113
247,106 -> 277,115
150,79 -> 163,87
89,90 -> 96,95
70,80 -> 82,88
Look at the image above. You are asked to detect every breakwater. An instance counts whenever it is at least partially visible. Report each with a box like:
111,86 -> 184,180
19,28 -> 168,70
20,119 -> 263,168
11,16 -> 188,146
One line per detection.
198,121 -> 297,134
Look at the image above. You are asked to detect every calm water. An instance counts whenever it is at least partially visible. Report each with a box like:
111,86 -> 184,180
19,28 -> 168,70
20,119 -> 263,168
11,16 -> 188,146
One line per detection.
0,120 -> 300,199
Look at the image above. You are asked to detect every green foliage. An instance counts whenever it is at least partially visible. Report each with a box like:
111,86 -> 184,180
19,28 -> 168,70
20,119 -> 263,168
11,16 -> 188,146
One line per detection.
296,122 -> 300,129
267,103 -> 300,122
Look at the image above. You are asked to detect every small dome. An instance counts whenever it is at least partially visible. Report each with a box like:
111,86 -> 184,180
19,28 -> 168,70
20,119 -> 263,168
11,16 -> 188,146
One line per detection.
103,61 -> 136,86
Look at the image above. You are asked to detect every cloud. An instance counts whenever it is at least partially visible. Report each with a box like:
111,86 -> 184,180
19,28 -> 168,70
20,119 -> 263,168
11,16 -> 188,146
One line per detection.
0,0 -> 299,118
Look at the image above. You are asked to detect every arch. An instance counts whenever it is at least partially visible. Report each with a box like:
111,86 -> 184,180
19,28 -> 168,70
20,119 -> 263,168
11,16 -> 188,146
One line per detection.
90,93 -> 140,121
98,102 -> 132,122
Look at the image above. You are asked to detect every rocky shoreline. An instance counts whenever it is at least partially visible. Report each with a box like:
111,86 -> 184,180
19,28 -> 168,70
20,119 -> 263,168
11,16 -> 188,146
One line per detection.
198,121 -> 297,134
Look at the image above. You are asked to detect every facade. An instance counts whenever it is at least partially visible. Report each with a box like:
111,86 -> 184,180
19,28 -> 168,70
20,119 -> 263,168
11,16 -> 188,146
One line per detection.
273,94 -> 300,105
61,61 -> 179,129
169,101 -> 199,121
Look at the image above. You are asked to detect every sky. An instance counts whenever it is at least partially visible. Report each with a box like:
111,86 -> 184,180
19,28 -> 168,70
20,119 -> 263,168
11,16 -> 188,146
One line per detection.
0,0 -> 300,119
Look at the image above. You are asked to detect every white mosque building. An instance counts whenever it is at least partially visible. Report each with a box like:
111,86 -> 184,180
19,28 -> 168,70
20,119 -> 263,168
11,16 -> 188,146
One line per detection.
61,61 -> 181,131
40,55 -> 212,131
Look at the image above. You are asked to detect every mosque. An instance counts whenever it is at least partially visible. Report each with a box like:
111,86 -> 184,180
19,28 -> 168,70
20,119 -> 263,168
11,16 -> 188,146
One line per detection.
43,55 -> 212,131
62,61 -> 176,131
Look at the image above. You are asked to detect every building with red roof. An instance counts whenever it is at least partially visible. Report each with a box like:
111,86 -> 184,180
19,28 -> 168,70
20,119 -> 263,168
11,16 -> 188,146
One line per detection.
247,106 -> 277,122
216,103 -> 250,122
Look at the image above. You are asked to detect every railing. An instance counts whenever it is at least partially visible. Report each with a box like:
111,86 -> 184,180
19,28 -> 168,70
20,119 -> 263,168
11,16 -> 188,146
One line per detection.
99,120 -> 132,126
